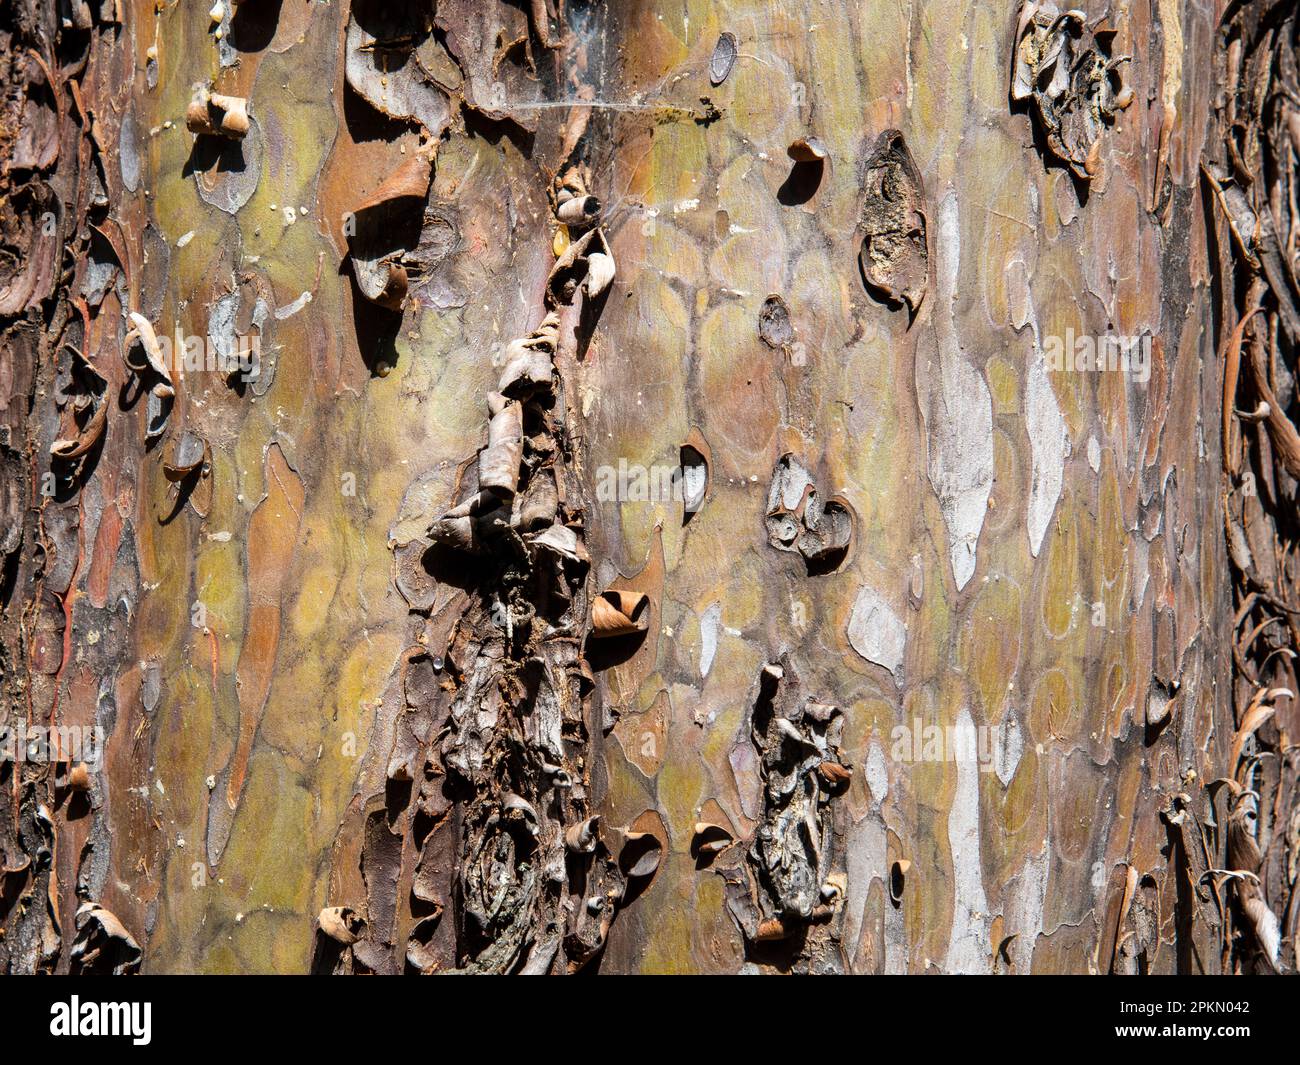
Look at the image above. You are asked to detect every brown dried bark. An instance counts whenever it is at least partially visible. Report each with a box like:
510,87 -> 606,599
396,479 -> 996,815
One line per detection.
0,0 -> 1295,975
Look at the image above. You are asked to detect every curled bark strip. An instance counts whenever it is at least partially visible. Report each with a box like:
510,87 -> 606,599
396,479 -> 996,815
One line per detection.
889,859 -> 910,905
788,136 -> 827,162
1246,332 -> 1300,479
1212,9 -> 1300,962
591,590 -> 650,638
680,429 -> 710,519
1230,690 -> 1283,776
857,130 -> 928,313
435,0 -> 545,133
50,391 -> 106,461
123,311 -> 171,386
185,91 -> 249,139
161,431 -> 209,483
547,174 -> 615,309
557,195 -> 601,226
431,169 -> 630,971
1219,288 -> 1264,475
69,903 -> 142,975
318,906 -> 366,945
344,2 -> 453,135
616,827 -> 663,879
354,154 -> 433,214
341,108 -> 632,967
692,822 -> 735,857
162,432 -> 214,518
478,400 -> 524,496
122,311 -> 174,443
498,314 -> 558,398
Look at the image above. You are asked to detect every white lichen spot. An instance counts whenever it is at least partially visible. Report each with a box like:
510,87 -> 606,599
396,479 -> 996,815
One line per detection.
992,710 -> 1023,786
847,586 -> 906,684
699,602 -> 721,679
1026,354 -> 1068,556
1003,843 -> 1049,973
864,740 -> 889,804
921,193 -> 993,590
944,708 -> 991,973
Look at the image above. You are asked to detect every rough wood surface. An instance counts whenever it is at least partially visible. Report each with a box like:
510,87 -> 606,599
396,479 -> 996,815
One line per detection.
0,0 -> 1292,974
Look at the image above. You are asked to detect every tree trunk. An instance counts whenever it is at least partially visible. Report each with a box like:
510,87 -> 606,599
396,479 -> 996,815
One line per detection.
1,0 -> 1296,975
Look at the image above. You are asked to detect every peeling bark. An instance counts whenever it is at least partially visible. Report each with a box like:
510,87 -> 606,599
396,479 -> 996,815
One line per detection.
0,0 -> 1295,977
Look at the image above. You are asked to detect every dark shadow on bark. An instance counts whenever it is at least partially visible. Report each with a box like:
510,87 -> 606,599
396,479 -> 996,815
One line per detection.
777,159 -> 824,206
343,262 -> 403,376
229,0 -> 283,52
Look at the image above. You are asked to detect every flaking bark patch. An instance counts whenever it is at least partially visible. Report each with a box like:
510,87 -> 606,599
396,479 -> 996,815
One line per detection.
857,130 -> 928,314
325,110 -> 638,973
764,454 -> 852,572
1010,2 -> 1132,182
709,32 -> 738,86
722,660 -> 849,971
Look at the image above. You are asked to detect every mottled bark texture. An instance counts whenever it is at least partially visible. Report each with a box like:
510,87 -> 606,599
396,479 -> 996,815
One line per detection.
0,0 -> 1295,974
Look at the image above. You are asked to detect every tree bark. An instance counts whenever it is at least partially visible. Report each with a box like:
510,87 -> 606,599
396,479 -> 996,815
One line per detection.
0,0 -> 1295,974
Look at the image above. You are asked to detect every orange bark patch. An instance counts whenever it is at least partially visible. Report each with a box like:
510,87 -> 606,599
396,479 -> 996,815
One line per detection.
226,443 -> 304,811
